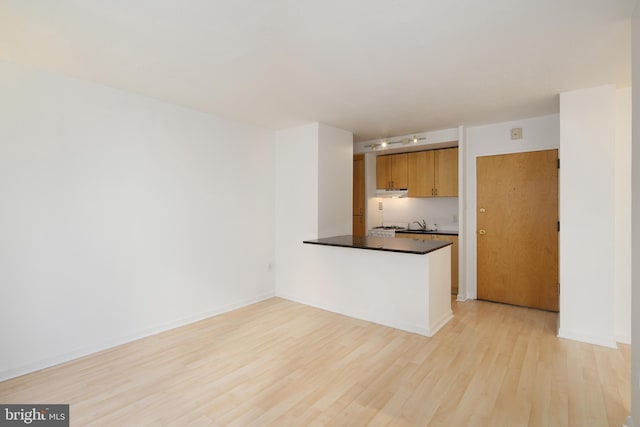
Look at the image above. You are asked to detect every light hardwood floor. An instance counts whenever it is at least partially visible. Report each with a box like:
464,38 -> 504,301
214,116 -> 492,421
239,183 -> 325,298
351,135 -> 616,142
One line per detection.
0,298 -> 630,426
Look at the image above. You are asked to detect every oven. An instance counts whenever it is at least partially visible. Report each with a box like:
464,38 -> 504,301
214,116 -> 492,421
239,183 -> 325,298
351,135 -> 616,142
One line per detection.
367,222 -> 408,237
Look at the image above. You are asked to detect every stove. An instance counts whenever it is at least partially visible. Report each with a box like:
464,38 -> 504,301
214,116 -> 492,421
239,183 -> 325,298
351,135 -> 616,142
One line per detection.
368,222 -> 408,237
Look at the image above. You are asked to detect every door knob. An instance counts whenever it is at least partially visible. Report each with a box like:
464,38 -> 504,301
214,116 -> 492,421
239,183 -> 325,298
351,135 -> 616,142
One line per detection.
479,229 -> 486,235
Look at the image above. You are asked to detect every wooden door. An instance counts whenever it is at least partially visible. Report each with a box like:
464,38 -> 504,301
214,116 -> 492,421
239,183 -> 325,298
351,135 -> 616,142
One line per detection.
407,151 -> 435,197
390,153 -> 408,189
435,148 -> 458,197
353,155 -> 365,216
353,155 -> 366,237
477,149 -> 558,311
352,215 -> 366,237
376,155 -> 391,189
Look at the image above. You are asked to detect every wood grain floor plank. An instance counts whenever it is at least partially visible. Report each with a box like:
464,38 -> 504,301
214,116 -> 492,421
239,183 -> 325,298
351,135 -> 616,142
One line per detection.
0,297 -> 630,426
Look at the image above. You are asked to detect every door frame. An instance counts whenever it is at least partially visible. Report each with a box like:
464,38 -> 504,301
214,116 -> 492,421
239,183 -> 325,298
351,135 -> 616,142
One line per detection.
459,145 -> 560,303
475,149 -> 559,311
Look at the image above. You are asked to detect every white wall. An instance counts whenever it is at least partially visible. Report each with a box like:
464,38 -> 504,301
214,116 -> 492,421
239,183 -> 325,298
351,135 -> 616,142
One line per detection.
318,123 -> 353,238
274,123 -> 320,299
274,123 -> 319,243
631,5 -> 640,425
0,60 -> 276,381
558,85 -> 616,348
615,87 -> 632,344
274,122 -> 353,299
462,115 -> 560,300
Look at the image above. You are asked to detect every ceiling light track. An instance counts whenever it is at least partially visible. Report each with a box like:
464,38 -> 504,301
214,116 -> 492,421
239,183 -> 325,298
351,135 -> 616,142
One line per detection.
364,136 -> 426,151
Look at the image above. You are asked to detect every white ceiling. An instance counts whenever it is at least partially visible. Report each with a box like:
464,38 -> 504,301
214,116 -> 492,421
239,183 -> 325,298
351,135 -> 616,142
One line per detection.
0,0 -> 633,141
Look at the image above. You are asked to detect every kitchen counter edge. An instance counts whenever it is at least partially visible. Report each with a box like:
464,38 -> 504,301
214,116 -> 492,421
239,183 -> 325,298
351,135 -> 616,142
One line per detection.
302,235 -> 452,255
395,230 -> 459,236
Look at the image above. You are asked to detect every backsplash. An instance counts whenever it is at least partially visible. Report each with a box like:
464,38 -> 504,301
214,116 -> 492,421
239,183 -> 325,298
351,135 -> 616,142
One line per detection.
368,197 -> 459,230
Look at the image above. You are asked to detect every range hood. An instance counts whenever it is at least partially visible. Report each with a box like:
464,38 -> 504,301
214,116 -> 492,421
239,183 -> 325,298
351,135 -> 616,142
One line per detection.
375,189 -> 408,198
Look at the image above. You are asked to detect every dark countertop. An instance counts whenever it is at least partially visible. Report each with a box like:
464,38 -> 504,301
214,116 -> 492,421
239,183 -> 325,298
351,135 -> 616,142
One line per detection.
396,230 -> 459,236
303,235 -> 452,255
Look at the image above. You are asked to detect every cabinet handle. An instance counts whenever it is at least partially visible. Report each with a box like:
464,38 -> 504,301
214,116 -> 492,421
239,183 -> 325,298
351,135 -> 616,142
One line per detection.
435,188 -> 438,196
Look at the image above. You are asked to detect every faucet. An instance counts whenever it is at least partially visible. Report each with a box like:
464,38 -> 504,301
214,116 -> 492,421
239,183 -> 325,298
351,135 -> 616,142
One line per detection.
413,220 -> 427,231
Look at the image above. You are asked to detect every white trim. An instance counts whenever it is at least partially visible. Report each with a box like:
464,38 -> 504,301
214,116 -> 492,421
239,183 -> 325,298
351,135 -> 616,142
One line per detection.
428,310 -> 454,336
624,415 -> 633,427
457,125 -> 466,305
557,328 -> 618,349
0,292 -> 275,382
615,334 -> 631,345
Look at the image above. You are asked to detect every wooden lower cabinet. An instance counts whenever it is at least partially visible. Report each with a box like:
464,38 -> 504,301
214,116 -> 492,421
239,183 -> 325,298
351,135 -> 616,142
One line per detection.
396,233 -> 458,295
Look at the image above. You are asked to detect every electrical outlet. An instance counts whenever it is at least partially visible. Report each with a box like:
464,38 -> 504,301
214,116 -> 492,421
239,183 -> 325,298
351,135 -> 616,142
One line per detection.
511,127 -> 523,140
378,201 -> 383,211
453,214 -> 458,223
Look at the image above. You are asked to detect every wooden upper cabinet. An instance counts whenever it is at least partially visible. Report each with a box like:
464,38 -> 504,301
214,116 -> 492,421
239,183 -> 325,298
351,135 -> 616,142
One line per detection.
406,147 -> 458,197
407,151 -> 435,197
390,154 -> 408,189
376,155 -> 391,190
434,148 -> 458,197
376,153 -> 408,189
353,155 -> 365,216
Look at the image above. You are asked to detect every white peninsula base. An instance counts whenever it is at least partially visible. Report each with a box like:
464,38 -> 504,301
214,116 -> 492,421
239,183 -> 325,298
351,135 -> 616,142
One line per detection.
281,237 -> 452,337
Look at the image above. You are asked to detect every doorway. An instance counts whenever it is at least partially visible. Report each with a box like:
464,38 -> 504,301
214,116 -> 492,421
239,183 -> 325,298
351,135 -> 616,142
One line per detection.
476,149 -> 559,311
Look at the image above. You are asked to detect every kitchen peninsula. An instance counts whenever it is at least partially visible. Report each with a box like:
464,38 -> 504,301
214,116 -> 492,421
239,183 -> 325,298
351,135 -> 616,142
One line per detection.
301,235 -> 452,337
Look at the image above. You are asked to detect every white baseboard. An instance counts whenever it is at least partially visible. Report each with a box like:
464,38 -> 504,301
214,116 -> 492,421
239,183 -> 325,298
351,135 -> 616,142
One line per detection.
428,310 -> 453,336
615,334 -> 631,345
0,292 -> 275,382
624,415 -> 633,427
557,328 -> 618,349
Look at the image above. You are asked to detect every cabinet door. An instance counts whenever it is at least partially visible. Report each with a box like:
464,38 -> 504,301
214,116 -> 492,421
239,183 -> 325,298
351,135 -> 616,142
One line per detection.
390,153 -> 408,189
353,156 -> 365,215
395,233 -> 434,240
376,155 -> 391,189
407,151 -> 435,197
434,148 -> 458,197
433,235 -> 458,294
352,215 -> 366,237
